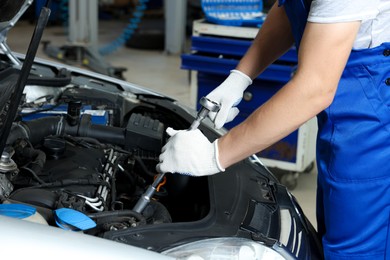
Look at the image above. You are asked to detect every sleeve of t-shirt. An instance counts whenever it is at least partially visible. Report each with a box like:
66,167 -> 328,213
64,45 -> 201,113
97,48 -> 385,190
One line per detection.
308,0 -> 379,23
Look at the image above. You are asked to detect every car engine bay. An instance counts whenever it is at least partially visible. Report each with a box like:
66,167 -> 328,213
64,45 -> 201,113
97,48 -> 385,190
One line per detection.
0,59 -> 324,259
0,61 -> 215,237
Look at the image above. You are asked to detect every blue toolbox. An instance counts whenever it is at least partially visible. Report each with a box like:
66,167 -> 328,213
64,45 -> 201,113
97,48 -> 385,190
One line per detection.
181,20 -> 317,188
181,36 -> 297,82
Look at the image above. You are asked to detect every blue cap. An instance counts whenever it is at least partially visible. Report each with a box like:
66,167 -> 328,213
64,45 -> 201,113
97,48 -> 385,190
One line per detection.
54,208 -> 96,231
0,204 -> 36,219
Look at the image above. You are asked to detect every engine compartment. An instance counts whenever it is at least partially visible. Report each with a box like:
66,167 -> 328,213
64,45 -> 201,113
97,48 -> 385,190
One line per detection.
0,62 -> 324,259
0,69 -> 212,238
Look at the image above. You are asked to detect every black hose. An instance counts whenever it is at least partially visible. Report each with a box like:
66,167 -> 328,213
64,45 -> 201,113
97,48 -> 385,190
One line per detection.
14,178 -> 107,191
80,124 -> 125,146
8,116 -> 126,146
20,167 -> 47,184
143,200 -> 172,224
19,146 -> 46,175
9,117 -> 70,145
87,210 -> 146,226
27,69 -> 71,87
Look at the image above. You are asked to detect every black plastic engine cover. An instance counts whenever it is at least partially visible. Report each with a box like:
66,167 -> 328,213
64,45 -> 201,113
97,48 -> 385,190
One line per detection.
125,113 -> 164,153
41,142 -> 106,196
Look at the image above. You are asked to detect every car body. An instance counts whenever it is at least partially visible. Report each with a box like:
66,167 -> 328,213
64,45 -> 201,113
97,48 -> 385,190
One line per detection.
0,1 -> 323,259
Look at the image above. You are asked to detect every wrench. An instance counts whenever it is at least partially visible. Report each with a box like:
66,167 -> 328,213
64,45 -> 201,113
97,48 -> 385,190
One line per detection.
132,97 -> 220,213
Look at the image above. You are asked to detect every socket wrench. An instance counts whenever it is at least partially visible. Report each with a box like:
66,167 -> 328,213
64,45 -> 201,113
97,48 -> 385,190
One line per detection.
132,97 -> 220,213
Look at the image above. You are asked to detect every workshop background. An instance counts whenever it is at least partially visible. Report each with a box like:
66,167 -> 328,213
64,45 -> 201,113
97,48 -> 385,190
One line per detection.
7,0 -> 317,227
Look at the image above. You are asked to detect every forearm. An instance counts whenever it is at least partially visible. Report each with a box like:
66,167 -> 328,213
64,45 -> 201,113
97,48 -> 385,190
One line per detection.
218,21 -> 361,169
217,77 -> 328,168
236,3 -> 294,79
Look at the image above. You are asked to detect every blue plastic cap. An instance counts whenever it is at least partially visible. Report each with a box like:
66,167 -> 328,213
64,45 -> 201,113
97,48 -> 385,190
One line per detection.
0,204 -> 36,219
54,208 -> 96,231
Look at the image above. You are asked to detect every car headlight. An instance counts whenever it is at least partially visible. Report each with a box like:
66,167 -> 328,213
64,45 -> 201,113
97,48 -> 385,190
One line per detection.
161,237 -> 289,260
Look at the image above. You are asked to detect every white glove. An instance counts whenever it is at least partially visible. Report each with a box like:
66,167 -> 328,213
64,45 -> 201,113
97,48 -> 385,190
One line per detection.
206,69 -> 252,129
156,127 -> 225,176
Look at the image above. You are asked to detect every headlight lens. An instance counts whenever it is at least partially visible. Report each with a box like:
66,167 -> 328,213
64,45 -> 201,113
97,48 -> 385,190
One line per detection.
162,237 -> 286,260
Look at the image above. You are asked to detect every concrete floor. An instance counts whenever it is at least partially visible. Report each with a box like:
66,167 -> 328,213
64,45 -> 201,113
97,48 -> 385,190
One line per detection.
6,19 -> 318,228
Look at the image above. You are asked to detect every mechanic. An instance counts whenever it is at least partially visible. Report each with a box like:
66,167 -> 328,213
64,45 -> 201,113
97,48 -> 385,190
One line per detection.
157,1 -> 390,259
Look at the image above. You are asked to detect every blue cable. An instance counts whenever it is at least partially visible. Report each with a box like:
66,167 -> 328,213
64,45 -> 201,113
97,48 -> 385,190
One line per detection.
99,0 -> 149,56
59,0 -> 149,56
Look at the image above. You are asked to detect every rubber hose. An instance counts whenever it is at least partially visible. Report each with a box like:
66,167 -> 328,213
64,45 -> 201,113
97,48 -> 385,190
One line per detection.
9,116 -> 126,146
87,209 -> 147,226
143,200 -> 172,224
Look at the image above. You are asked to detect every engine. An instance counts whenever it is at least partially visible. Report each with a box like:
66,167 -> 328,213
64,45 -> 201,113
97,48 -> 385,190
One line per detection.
0,99 -> 210,237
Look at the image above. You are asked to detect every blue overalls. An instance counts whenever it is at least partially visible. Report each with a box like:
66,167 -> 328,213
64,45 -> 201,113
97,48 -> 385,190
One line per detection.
278,0 -> 390,259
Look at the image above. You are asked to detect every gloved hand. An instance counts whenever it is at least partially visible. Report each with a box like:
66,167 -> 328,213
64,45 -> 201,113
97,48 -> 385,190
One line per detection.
156,127 -> 225,176
206,69 -> 252,129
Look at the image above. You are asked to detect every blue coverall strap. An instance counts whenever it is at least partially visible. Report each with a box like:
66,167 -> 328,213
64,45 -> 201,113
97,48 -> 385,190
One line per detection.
277,0 -> 312,50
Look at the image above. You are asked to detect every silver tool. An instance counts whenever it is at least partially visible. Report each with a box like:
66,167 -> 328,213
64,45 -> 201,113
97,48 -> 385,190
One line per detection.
188,96 -> 221,130
132,97 -> 220,213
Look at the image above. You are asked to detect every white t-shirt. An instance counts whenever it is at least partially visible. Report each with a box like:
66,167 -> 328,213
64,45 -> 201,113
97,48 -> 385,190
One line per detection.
307,0 -> 390,49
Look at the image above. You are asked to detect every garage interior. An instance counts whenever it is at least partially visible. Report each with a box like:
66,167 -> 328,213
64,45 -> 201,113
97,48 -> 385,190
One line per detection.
6,0 -> 317,228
